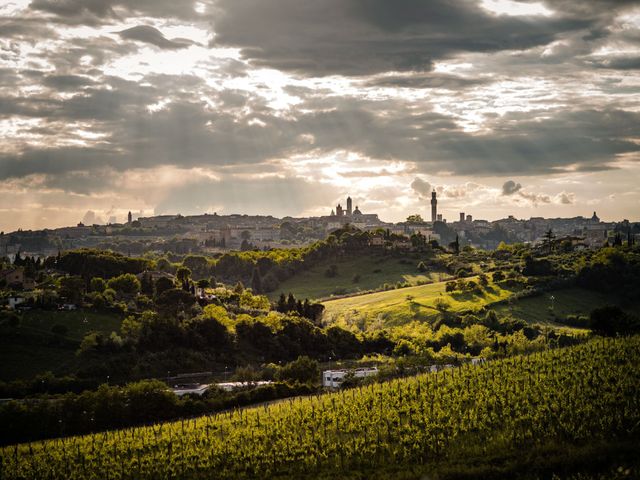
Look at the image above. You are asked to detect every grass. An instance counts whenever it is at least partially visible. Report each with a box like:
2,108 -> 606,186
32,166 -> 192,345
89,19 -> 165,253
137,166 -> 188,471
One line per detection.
322,276 -> 516,331
491,287 -> 639,330
17,310 -> 123,341
269,252 -> 450,301
0,310 -> 123,381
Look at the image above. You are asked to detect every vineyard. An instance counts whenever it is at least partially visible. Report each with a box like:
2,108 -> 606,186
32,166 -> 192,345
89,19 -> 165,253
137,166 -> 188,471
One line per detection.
2,337 -> 639,479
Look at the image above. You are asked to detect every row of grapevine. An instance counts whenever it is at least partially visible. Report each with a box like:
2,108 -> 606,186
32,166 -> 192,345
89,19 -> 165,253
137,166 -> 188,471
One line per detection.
2,336 -> 639,479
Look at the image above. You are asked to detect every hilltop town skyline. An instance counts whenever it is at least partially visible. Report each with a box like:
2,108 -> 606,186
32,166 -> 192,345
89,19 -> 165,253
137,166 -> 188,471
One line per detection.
2,179 -> 637,234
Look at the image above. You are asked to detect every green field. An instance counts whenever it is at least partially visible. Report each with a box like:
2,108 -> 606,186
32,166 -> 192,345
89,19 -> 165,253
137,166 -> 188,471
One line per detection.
270,252 -> 450,301
3,337 -> 638,479
322,277 -> 516,331
492,287 -> 639,328
0,310 -> 123,381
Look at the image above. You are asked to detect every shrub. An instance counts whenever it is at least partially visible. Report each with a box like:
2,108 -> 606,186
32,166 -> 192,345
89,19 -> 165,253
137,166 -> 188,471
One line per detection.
433,297 -> 451,312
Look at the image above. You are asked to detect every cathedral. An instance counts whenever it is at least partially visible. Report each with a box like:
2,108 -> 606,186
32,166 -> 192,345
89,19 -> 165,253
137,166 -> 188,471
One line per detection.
330,196 -> 362,217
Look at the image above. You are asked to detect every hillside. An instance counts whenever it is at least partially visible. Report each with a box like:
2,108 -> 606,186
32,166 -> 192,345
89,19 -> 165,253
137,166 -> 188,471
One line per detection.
492,286 -> 639,329
322,276 -> 516,331
0,310 -> 123,381
3,337 -> 639,480
269,251 -> 450,301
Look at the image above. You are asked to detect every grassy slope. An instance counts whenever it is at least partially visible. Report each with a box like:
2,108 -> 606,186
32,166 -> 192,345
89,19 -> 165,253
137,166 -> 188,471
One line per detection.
270,252 -> 450,301
0,310 -> 122,381
322,277 -> 515,330
492,286 -> 639,329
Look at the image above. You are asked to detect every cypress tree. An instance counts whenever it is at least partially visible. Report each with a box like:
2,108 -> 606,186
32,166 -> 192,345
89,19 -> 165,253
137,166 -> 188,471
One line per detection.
250,267 -> 262,294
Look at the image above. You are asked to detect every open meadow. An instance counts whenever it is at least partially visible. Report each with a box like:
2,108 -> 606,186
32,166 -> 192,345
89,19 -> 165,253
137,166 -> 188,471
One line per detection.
322,276 -> 515,331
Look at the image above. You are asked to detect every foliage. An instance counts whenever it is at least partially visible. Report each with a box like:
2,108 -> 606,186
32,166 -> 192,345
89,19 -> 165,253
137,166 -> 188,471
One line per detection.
589,305 -> 639,337
106,273 -> 141,297
46,249 -> 151,279
275,356 -> 319,383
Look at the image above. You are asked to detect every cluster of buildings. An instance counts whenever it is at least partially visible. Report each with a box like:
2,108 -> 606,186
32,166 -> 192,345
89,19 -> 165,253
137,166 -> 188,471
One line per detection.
2,190 -> 638,258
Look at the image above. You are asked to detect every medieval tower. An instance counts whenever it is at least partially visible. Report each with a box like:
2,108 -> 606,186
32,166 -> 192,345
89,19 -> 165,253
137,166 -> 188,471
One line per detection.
431,191 -> 438,223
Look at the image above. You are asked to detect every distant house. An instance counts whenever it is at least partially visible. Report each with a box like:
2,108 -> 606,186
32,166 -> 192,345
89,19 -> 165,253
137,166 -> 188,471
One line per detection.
322,367 -> 378,388
0,267 -> 34,290
8,296 -> 26,310
369,235 -> 385,247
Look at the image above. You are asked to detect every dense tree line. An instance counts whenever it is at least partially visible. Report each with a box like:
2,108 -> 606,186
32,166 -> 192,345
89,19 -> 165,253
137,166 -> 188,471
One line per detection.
0,380 -> 317,446
45,249 -> 151,281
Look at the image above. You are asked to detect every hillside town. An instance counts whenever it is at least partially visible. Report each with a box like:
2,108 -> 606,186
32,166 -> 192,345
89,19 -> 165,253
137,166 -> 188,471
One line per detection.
2,191 -> 638,260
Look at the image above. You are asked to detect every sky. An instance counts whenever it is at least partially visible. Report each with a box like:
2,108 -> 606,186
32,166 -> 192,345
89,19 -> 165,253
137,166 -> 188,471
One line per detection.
1,0 -> 639,232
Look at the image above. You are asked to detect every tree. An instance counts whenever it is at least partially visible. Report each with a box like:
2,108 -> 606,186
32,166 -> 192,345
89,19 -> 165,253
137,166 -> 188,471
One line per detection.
155,288 -> 196,318
89,277 -> 106,293
406,214 -> 424,224
140,273 -> 154,296
58,276 -> 84,303
276,356 -> 319,384
433,297 -> 450,312
250,267 -> 262,294
613,233 -> 623,247
106,274 -> 141,297
287,293 -> 296,313
176,267 -> 192,284
277,293 -> 287,313
154,277 -> 174,297
542,229 -> 555,254
590,305 -> 638,337
448,235 -> 460,255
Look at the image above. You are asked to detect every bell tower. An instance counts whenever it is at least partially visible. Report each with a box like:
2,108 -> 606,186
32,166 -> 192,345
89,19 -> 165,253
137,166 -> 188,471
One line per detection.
431,191 -> 437,223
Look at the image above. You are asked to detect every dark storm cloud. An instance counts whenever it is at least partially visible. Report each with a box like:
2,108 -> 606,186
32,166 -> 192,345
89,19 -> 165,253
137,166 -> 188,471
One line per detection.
0,146 -> 117,179
502,181 -> 522,196
2,78 -> 639,181
118,26 -> 194,50
43,74 -> 95,90
29,0 -> 203,24
593,57 -> 640,70
211,0 -> 593,76
0,17 -> 56,38
364,73 -> 489,90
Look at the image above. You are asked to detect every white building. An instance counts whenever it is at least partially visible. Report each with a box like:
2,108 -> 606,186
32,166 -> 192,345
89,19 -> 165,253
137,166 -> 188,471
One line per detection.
8,296 -> 26,310
322,367 -> 378,388
171,384 -> 211,397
